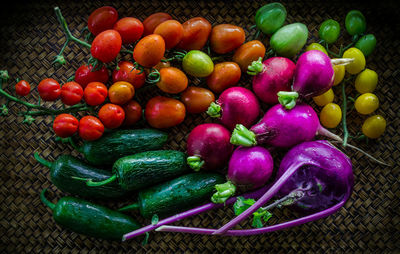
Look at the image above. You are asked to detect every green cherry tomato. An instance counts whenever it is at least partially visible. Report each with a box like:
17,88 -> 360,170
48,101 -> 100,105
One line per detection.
362,115 -> 386,139
355,69 -> 378,94
270,23 -> 308,58
255,2 -> 287,35
345,10 -> 366,36
319,19 -> 340,44
306,43 -> 328,55
182,50 -> 214,77
355,34 -> 376,57
354,93 -> 379,115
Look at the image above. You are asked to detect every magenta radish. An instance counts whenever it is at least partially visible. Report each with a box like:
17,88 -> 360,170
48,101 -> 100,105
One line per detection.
187,123 -> 234,171
247,57 -> 296,104
207,87 -> 260,130
211,146 -> 274,203
230,103 -> 342,148
278,50 -> 354,109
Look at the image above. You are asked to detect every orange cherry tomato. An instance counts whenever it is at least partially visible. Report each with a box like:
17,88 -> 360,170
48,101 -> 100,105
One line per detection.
91,29 -> 122,63
181,87 -> 215,114
15,80 -> 31,96
83,82 -> 108,106
142,12 -> 172,36
154,20 -> 184,49
122,100 -> 142,127
38,78 -> 61,101
113,17 -> 144,44
60,81 -> 83,106
233,40 -> 266,72
178,17 -> 211,50
145,96 -> 186,128
210,24 -> 245,54
206,62 -> 241,93
98,103 -> 125,129
53,114 -> 79,138
133,34 -> 165,68
87,6 -> 118,36
112,61 -> 145,89
108,81 -> 135,105
156,67 -> 188,94
79,116 -> 104,141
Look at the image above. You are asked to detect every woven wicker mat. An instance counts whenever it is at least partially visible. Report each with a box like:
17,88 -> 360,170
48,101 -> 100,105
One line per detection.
0,0 -> 399,253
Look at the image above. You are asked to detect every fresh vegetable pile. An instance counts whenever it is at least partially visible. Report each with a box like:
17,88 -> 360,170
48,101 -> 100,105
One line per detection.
0,3 -> 389,243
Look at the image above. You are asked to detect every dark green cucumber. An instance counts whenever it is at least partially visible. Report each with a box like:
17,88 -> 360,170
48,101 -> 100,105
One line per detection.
34,153 -> 127,199
40,189 -> 140,240
80,129 -> 168,166
119,172 -> 226,219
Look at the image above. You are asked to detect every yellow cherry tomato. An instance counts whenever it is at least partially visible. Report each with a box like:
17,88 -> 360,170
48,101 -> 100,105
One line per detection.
312,88 -> 334,106
355,68 -> 378,94
362,115 -> 386,139
342,47 -> 366,74
320,103 -> 342,128
354,93 -> 379,115
306,43 -> 328,56
332,63 -> 345,86
108,81 -> 135,105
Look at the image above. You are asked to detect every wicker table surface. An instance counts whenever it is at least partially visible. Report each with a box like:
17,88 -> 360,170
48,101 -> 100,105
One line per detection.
0,0 -> 399,253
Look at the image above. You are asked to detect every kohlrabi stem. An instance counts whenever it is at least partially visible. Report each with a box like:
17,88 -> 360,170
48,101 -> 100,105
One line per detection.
341,82 -> 349,147
331,58 -> 354,66
187,156 -> 204,171
40,189 -> 56,211
34,153 -> 53,168
230,124 -> 257,147
317,126 -> 343,142
277,91 -> 299,110
118,202 -> 140,212
206,102 -> 221,118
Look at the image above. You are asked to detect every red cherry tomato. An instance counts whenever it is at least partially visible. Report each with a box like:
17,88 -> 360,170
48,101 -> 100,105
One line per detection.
122,100 -> 142,127
87,6 -> 118,36
210,24 -> 245,54
206,62 -> 241,93
113,17 -> 144,44
79,116 -> 104,141
145,96 -> 186,129
181,87 -> 215,114
53,113 -> 79,138
98,103 -> 125,129
38,78 -> 61,101
74,64 -> 109,89
83,82 -> 108,106
233,40 -> 266,72
112,61 -> 145,89
15,80 -> 31,96
178,17 -> 211,50
142,12 -> 172,36
156,67 -> 188,94
60,81 -> 83,106
133,34 -> 165,68
91,29 -> 122,63
154,20 -> 184,49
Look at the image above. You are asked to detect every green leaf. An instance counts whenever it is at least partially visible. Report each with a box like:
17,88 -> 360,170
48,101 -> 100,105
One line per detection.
233,197 -> 273,228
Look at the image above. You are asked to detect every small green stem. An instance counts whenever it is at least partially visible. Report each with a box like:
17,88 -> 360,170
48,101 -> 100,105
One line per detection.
146,69 -> 161,84
277,91 -> 299,110
120,49 -> 133,55
211,181 -> 236,204
206,102 -> 221,118
34,152 -> 53,168
118,202 -> 140,212
341,82 -> 349,146
40,189 -> 56,211
230,124 -> 257,147
247,57 -> 264,76
187,156 -> 205,171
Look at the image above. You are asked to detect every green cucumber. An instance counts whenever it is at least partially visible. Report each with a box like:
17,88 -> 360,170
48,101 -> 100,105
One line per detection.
82,150 -> 189,192
40,189 -> 140,240
119,172 -> 226,218
34,153 -> 127,199
79,129 -> 168,166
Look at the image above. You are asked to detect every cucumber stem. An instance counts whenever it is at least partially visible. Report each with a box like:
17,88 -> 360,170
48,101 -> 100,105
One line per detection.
34,152 -> 53,168
206,102 -> 221,118
86,174 -> 118,187
40,189 -> 56,211
118,202 -> 140,212
230,124 -> 257,147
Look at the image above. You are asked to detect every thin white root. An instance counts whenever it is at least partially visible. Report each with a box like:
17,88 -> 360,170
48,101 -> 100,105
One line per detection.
331,58 -> 355,66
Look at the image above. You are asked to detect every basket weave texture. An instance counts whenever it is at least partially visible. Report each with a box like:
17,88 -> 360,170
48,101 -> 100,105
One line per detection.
0,0 -> 399,253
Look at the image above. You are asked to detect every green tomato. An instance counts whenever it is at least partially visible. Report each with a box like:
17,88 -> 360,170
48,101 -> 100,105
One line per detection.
182,50 -> 214,78
255,2 -> 287,35
318,19 -> 340,44
270,23 -> 308,58
345,10 -> 366,36
306,43 -> 328,55
355,34 -> 376,57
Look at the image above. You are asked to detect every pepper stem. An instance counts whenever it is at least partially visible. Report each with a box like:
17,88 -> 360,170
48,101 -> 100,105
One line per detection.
72,174 -> 118,186
247,57 -> 263,76
230,124 -> 257,147
211,181 -> 236,204
187,156 -> 205,171
34,152 -> 53,168
40,189 -> 56,211
277,91 -> 299,110
118,202 -> 140,212
206,102 -> 221,118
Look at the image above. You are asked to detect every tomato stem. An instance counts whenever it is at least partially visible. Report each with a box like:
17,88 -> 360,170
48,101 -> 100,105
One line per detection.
145,69 -> 161,84
341,82 -> 349,147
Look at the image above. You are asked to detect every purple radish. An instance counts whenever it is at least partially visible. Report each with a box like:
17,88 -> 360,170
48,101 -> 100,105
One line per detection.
231,103 -> 342,148
207,87 -> 260,130
248,57 -> 296,104
152,140 -> 353,236
187,123 -> 234,171
278,50 -> 354,109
